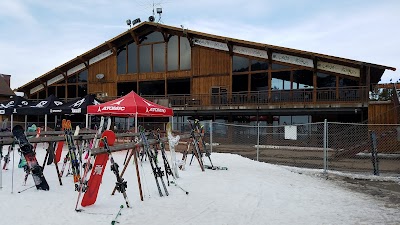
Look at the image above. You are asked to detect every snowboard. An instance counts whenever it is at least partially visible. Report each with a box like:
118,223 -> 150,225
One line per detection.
12,125 -> 49,191
81,130 -> 115,207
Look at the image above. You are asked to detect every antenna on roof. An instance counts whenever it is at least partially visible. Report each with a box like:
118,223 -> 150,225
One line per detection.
148,0 -> 163,23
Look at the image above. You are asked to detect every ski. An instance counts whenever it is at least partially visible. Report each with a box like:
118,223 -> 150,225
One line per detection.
139,126 -> 168,197
75,116 -> 105,211
63,119 -> 81,184
102,130 -> 130,208
187,120 -> 205,171
80,117 -> 113,207
12,125 -> 49,190
204,165 -> 228,170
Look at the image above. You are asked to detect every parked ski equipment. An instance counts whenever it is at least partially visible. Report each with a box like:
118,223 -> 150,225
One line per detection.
80,117 -> 113,208
62,119 -> 81,185
102,130 -> 130,208
187,120 -> 205,171
12,125 -> 49,190
139,125 -> 169,197
75,116 -> 105,211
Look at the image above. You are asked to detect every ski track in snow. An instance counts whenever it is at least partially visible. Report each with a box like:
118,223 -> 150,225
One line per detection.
0,144 -> 399,225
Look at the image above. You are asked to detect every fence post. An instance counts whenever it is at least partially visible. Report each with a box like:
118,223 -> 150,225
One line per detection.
209,120 -> 213,153
323,119 -> 327,174
257,122 -> 260,161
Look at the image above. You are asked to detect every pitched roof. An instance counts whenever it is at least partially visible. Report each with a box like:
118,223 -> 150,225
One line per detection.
0,74 -> 14,97
15,22 -> 396,93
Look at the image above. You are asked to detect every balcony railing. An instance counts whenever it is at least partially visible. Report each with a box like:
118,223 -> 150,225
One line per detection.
94,86 -> 367,108
140,86 -> 367,108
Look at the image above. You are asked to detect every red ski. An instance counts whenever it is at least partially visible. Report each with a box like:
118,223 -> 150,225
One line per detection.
80,130 -> 115,207
55,141 -> 64,163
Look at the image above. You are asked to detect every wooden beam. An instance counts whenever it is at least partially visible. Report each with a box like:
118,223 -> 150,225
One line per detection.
267,49 -> 272,101
129,30 -> 139,44
313,57 -> 318,103
56,68 -> 67,79
106,41 -> 117,55
78,56 -> 89,68
226,40 -> 233,56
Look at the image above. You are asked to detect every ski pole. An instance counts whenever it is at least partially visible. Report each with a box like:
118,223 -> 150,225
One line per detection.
111,205 -> 123,225
11,143 -> 15,194
18,185 -> 35,193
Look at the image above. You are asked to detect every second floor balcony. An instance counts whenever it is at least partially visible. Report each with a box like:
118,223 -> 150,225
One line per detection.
141,86 -> 368,110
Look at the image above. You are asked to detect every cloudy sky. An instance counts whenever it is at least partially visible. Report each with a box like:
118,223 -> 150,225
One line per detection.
0,0 -> 399,89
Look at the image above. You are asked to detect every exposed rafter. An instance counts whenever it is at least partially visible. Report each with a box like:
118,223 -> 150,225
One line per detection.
129,30 -> 139,44
78,56 -> 89,68
56,68 -> 67,79
106,41 -> 117,55
226,39 -> 233,56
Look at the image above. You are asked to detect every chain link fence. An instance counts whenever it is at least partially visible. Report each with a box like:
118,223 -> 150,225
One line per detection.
172,120 -> 400,176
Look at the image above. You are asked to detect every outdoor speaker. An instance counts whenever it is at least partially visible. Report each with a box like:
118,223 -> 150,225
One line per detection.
149,16 -> 155,22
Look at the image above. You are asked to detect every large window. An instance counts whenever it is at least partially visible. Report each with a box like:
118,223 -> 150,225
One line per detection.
317,72 -> 336,88
167,36 -> 179,71
251,73 -> 268,91
271,71 -> 291,90
153,43 -> 165,72
139,80 -> 165,95
139,45 -> 151,73
117,46 -> 127,74
232,75 -> 248,92
180,37 -> 191,70
117,82 -> 137,96
251,59 -> 268,71
293,70 -> 313,89
233,56 -> 249,72
167,79 -> 190,94
127,42 -> 138,73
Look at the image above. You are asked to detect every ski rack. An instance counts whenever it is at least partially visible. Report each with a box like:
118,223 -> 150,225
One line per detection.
0,132 -> 146,145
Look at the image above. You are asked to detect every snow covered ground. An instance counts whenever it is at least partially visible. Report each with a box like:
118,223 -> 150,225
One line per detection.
1,143 -> 400,225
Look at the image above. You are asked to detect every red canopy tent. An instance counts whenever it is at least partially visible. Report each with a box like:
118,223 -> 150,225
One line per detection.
87,91 -> 173,131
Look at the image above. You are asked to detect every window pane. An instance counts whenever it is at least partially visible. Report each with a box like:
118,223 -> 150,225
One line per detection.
272,71 -> 291,90
293,70 -> 313,89
251,73 -> 268,91
117,45 -> 127,74
168,36 -> 179,71
139,80 -> 165,95
167,78 -> 190,94
233,56 -> 249,72
77,84 -> 87,97
78,70 -> 88,82
251,59 -> 268,71
141,32 -> 164,44
139,45 -> 151,73
38,90 -> 46,99
180,37 -> 191,70
272,63 -> 291,70
127,42 -> 138,73
67,74 -> 77,83
67,85 -> 76,98
232,75 -> 248,92
317,72 -> 336,88
153,43 -> 165,72
57,86 -> 65,99
339,77 -> 358,87
48,86 -> 56,96
117,82 -> 137,96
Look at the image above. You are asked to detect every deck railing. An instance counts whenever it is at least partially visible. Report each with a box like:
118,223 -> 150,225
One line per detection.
141,86 -> 367,108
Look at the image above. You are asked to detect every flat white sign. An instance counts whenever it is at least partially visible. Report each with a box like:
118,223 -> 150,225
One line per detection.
317,61 -> 360,77
192,38 -> 229,51
272,53 -> 313,68
233,46 -> 268,59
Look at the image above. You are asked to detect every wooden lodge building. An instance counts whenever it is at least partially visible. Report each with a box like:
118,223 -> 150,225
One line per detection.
14,22 -> 398,127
